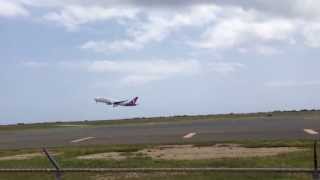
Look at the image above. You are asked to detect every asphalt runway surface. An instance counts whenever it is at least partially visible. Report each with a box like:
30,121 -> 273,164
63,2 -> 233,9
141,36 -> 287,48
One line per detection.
0,116 -> 319,149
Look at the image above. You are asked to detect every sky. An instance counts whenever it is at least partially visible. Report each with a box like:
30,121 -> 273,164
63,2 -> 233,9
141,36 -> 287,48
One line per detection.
1,0 -> 320,124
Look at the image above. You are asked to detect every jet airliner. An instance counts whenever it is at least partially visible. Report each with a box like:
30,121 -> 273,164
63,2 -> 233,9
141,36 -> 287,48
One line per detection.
94,97 -> 139,107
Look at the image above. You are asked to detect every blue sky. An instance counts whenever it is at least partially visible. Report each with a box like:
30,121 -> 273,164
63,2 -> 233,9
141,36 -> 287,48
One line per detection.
1,0 -> 320,124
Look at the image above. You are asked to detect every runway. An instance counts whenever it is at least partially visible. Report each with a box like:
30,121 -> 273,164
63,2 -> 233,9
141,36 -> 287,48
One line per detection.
0,115 -> 319,149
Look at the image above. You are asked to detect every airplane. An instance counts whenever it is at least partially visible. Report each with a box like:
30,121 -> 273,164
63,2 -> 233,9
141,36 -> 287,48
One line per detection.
94,96 -> 139,107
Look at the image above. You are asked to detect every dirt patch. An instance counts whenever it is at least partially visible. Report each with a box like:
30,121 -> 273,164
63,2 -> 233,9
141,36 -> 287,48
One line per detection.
75,144 -> 304,161
0,152 -> 44,161
94,172 -> 183,180
137,144 -> 304,160
94,173 -> 142,180
77,152 -> 126,160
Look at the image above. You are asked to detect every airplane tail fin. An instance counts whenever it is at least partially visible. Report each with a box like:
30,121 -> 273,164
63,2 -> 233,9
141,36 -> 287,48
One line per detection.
129,96 -> 139,105
133,97 -> 138,104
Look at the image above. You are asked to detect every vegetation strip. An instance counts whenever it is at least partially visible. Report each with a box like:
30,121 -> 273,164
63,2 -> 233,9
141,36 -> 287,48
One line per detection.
0,168 -> 316,173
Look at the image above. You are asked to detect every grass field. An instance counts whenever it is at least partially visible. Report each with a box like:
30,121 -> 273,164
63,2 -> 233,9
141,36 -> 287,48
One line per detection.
0,172 -> 311,180
0,140 -> 316,180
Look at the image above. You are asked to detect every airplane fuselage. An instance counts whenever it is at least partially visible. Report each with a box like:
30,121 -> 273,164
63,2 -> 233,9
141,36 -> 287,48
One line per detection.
94,97 -> 138,107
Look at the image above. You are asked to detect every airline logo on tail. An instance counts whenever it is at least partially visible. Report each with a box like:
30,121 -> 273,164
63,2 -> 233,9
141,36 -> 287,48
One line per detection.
126,97 -> 138,106
94,96 -> 139,107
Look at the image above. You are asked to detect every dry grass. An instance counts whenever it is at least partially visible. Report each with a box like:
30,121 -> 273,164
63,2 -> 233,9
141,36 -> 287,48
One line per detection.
137,144 -> 304,160
73,144 -> 304,161
77,152 -> 126,160
0,153 -> 43,161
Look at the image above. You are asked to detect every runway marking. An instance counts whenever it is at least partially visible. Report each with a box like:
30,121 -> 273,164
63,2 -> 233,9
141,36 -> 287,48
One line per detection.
58,124 -> 90,127
71,137 -> 95,143
303,129 -> 319,135
183,132 -> 197,139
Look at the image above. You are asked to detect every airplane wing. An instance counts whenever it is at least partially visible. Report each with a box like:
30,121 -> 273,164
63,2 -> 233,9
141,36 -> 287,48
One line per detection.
113,100 -> 128,105
104,101 -> 113,105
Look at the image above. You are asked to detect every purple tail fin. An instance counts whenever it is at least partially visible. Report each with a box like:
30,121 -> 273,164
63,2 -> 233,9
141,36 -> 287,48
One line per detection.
132,97 -> 138,104
128,97 -> 138,106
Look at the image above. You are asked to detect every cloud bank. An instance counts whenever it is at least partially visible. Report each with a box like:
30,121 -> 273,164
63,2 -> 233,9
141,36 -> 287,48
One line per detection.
5,0 -> 320,52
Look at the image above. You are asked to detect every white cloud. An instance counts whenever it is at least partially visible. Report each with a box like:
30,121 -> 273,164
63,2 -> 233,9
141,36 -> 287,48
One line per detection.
51,2 -> 320,51
20,59 -> 243,86
255,46 -> 282,55
81,40 -> 140,53
200,0 -> 320,20
302,22 -> 320,48
265,80 -> 320,87
278,0 -> 320,19
86,59 -> 245,85
87,60 -> 201,85
121,75 -> 167,85
21,61 -> 49,68
79,3 -> 312,54
237,46 -> 281,55
208,62 -> 245,75
81,5 -> 220,52
0,0 -> 29,17
88,60 -> 201,74
8,0 -> 320,53
43,5 -> 139,30
192,7 -> 296,50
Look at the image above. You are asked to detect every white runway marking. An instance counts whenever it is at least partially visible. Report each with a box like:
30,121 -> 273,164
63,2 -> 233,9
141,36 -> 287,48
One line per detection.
183,132 -> 197,139
71,137 -> 95,143
303,129 -> 319,135
58,125 -> 89,127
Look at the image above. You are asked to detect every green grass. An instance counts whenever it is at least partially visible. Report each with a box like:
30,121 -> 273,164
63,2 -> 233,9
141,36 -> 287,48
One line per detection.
0,140 -> 317,179
0,172 -> 311,180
